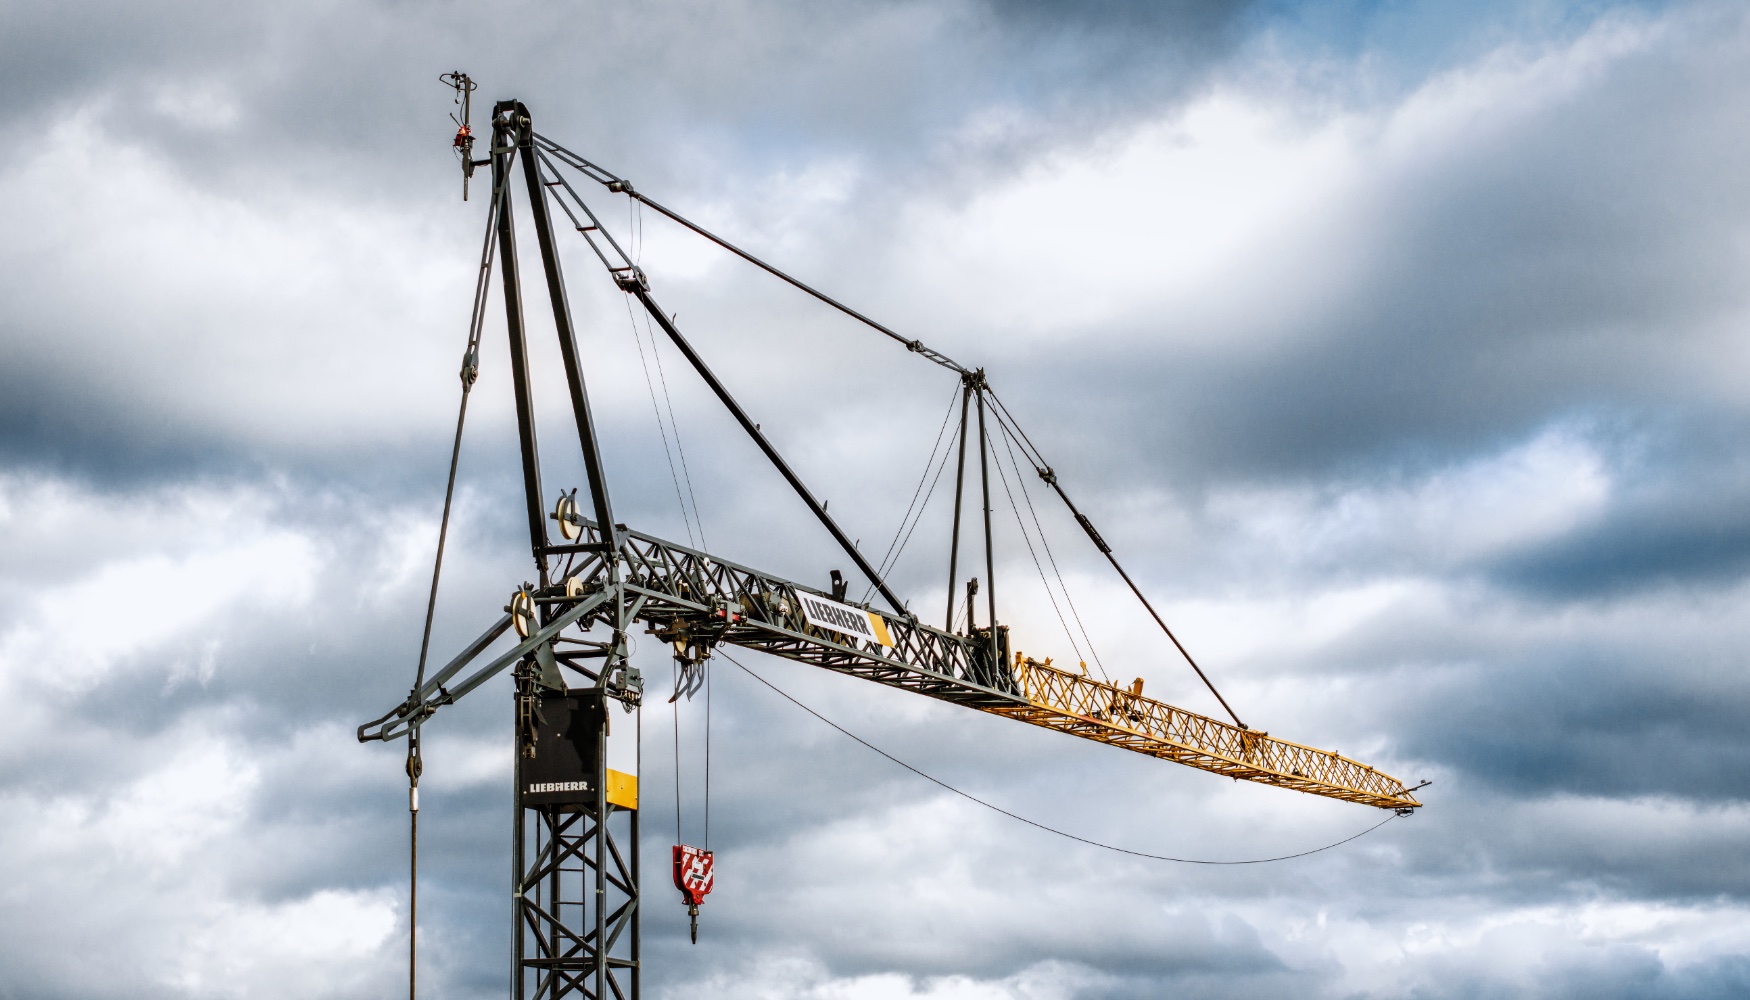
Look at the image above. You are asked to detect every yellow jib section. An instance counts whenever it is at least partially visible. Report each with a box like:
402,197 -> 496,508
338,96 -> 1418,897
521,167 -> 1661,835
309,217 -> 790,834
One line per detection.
983,656 -> 1421,811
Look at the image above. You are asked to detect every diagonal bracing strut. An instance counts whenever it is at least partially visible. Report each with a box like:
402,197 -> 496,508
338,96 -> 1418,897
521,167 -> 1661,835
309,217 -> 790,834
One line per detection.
530,138 -> 1249,727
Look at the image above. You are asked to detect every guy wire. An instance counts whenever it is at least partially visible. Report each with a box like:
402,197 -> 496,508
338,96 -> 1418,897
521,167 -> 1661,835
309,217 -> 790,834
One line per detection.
996,417 -> 1108,680
642,305 -> 708,550
986,422 -> 1092,675
404,159 -> 510,1000
724,652 -> 1401,865
624,293 -> 699,548
865,384 -> 961,601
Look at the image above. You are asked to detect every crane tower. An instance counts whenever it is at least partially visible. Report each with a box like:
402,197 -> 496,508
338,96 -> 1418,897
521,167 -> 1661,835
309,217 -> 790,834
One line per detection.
361,83 -> 1422,1000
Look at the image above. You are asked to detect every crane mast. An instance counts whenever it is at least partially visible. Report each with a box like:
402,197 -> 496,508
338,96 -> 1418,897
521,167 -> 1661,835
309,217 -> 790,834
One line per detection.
362,90 -> 1420,1000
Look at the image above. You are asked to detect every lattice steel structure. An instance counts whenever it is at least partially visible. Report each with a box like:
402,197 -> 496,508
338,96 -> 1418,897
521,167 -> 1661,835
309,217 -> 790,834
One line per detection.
361,90 -> 1421,1000
366,520 -> 1422,812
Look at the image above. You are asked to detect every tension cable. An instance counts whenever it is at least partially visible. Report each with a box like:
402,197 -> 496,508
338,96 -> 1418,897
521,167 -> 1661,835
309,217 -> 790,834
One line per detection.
726,652 -> 1402,865
624,293 -> 703,549
994,419 -> 1109,681
984,392 -> 1247,730
533,136 -> 1251,725
987,429 -> 1088,669
534,137 -> 1249,726
643,308 -> 709,550
864,383 -> 962,602
533,133 -> 969,376
401,146 -> 511,1000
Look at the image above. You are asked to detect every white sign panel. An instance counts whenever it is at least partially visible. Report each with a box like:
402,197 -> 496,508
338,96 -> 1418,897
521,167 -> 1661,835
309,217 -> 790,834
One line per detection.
796,592 -> 894,648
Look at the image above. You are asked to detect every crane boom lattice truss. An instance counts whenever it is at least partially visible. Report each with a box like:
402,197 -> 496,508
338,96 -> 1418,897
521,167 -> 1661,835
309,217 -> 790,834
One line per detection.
365,522 -> 1421,811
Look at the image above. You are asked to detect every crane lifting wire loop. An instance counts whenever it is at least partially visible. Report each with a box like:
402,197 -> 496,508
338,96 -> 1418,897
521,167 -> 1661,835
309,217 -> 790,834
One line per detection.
671,652 -> 714,943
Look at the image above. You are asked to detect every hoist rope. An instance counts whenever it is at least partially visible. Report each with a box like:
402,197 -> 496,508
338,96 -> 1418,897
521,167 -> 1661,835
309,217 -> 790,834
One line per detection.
872,386 -> 959,578
705,661 -> 712,848
983,397 -> 1247,730
879,428 -> 958,596
673,664 -> 683,845
625,293 -> 701,549
986,421 -> 1095,677
725,652 -> 1402,864
864,385 -> 962,602
403,164 -> 511,1000
644,308 -> 709,551
672,658 -> 714,850
994,420 -> 1108,681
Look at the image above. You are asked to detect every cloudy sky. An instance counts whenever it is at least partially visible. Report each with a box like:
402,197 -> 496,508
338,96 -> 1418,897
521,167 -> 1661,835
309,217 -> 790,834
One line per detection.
4,0 -> 1749,997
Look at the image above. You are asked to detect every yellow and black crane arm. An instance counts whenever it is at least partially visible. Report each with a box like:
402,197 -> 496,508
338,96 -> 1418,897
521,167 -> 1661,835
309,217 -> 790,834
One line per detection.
361,520 -> 1421,813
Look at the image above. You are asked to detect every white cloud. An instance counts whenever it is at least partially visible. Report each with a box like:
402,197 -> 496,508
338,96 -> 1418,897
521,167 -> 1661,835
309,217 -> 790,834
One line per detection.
0,474 -> 319,696
895,93 -> 1358,341
4,3 -> 1750,999
1213,422 -> 1611,577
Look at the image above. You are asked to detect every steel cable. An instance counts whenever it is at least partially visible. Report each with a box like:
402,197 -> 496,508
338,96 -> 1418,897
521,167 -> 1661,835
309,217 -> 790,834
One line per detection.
983,398 -> 1246,729
995,419 -> 1108,681
724,652 -> 1401,865
533,137 -> 1245,725
642,306 -> 709,551
624,293 -> 701,548
880,431 -> 959,599
986,421 -> 1092,674
864,384 -> 961,602
404,158 -> 512,1000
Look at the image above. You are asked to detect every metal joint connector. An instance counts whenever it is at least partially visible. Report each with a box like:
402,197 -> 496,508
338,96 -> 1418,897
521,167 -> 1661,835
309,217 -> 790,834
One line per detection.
607,179 -> 635,194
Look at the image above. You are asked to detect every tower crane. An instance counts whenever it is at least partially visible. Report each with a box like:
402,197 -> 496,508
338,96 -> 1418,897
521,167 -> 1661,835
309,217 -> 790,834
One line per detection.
361,79 -> 1422,1000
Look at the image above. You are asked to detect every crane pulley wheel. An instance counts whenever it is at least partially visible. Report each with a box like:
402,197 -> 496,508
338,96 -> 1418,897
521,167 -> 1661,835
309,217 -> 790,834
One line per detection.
509,588 -> 538,639
553,490 -> 582,541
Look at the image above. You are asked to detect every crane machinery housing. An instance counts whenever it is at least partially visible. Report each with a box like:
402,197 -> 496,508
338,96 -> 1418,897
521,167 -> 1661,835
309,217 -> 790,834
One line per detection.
360,77 -> 1423,1000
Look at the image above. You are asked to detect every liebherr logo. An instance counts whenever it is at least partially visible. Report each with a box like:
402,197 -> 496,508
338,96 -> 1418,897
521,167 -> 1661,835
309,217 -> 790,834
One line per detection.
527,781 -> 590,794
796,593 -> 893,647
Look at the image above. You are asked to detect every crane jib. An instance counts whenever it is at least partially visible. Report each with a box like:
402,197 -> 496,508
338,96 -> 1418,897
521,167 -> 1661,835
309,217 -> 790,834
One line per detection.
364,519 -> 1421,812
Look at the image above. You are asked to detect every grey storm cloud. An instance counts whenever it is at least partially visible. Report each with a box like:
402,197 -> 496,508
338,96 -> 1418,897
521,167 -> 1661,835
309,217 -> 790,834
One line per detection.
3,1 -> 1749,999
